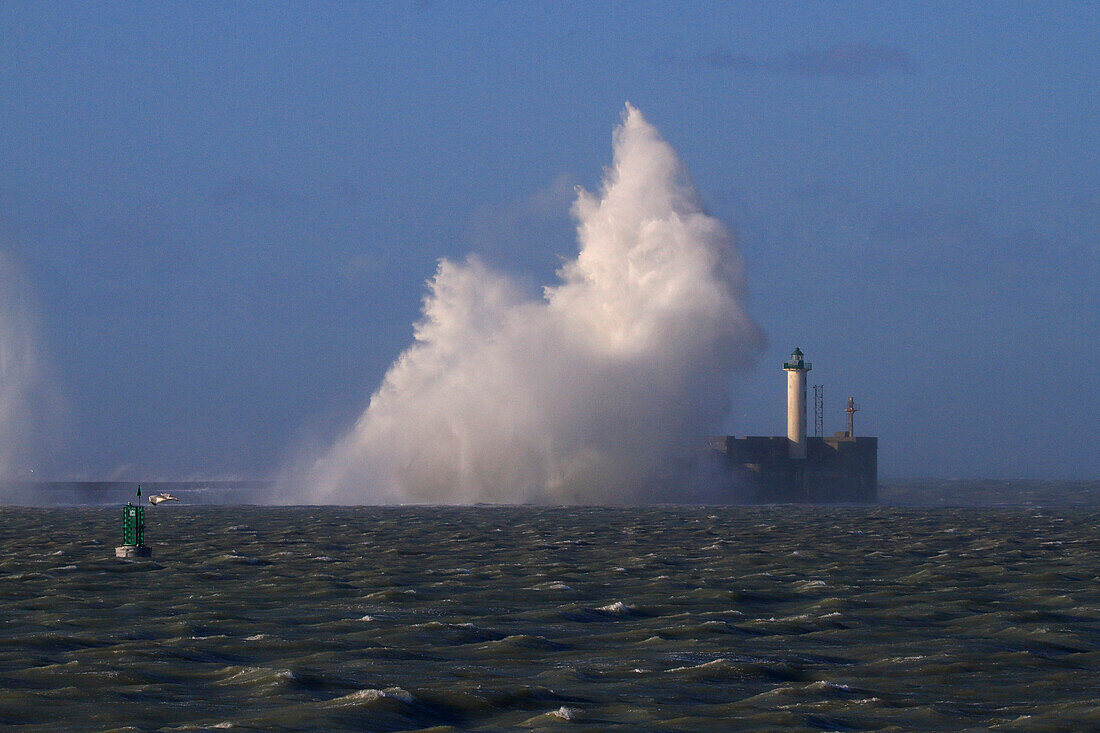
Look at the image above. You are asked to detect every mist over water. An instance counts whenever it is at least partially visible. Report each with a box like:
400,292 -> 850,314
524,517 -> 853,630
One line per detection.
298,105 -> 762,504
0,253 -> 45,481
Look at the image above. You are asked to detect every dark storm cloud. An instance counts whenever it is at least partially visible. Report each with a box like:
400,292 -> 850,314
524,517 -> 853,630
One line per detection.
655,43 -> 917,77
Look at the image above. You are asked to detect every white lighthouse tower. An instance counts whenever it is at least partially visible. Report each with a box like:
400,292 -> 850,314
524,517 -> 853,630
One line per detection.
783,348 -> 812,459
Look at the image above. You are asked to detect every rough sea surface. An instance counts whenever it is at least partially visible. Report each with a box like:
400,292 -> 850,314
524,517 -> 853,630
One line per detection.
1,503 -> 1097,731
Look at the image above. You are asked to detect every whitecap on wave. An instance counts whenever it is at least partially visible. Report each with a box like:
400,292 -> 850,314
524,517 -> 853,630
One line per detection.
597,601 -> 632,614
335,687 -> 414,705
550,705 -> 580,720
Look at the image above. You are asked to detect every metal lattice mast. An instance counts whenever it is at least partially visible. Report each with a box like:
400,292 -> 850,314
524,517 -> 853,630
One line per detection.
813,385 -> 824,437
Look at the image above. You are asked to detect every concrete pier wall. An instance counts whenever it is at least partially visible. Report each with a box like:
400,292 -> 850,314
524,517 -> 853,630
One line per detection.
711,434 -> 878,503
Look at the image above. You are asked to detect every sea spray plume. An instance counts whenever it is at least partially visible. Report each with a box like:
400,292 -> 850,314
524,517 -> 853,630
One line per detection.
301,104 -> 762,503
0,252 -> 44,480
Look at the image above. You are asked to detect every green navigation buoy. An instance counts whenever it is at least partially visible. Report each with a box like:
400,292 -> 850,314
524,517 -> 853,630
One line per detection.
115,484 -> 152,558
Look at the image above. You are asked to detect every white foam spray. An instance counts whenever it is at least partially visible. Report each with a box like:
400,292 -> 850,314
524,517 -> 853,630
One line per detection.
298,104 -> 762,503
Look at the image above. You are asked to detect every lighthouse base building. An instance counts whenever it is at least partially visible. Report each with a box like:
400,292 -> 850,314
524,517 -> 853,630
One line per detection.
710,433 -> 878,503
711,348 -> 879,503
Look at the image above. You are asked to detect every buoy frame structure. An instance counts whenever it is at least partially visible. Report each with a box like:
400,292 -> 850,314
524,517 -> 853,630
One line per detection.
115,484 -> 153,558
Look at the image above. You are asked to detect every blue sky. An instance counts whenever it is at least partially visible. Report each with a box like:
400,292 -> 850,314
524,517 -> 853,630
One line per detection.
1,1 -> 1097,480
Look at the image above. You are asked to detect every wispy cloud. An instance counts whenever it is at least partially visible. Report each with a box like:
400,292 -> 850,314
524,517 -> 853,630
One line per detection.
208,178 -> 311,213
655,43 -> 917,77
776,44 -> 916,76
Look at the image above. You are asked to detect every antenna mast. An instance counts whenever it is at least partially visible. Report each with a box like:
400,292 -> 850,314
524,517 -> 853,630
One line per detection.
813,385 -> 824,437
845,396 -> 861,438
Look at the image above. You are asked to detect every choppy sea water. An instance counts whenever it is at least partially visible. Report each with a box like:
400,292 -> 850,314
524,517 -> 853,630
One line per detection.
1,505 -> 1097,731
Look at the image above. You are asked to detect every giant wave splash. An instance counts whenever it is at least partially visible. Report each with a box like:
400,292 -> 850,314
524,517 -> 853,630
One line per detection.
300,104 -> 762,503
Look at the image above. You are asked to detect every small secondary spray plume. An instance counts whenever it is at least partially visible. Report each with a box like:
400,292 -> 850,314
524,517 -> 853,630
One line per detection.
302,104 -> 762,503
0,252 -> 45,480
